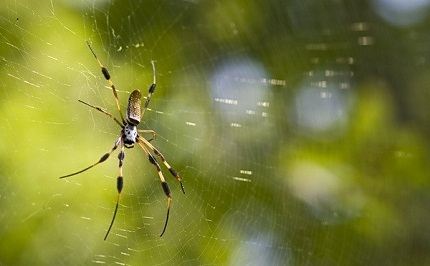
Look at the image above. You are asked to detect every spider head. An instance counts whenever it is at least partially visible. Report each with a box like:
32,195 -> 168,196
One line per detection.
123,124 -> 137,148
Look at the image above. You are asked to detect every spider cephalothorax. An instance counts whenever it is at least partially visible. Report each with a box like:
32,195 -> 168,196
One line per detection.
123,123 -> 138,148
59,42 -> 185,240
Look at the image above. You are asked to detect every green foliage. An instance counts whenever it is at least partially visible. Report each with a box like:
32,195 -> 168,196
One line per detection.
1,0 -> 430,265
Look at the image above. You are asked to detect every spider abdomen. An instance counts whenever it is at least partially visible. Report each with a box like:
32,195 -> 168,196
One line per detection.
127,90 -> 142,125
123,124 -> 138,147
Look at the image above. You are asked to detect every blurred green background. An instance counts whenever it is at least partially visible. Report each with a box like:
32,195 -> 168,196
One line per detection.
1,0 -> 430,265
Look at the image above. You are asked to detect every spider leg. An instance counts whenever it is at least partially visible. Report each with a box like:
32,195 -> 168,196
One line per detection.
86,41 -> 125,124
139,136 -> 185,194
141,60 -> 156,118
59,137 -> 121,179
104,144 -> 125,240
78,100 -> 124,127
137,140 -> 172,237
137,129 -> 156,142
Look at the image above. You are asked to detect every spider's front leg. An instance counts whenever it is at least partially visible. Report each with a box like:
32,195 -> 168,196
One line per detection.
59,137 -> 121,179
138,129 -> 157,142
137,140 -> 172,237
139,136 -> 185,194
104,144 -> 125,240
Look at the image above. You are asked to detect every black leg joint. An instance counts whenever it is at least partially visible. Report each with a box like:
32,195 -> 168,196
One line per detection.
148,154 -> 161,171
118,151 -> 125,167
101,67 -> 110,80
111,85 -> 118,96
161,182 -> 171,196
149,84 -> 156,93
148,154 -> 156,165
169,168 -> 178,177
117,176 -> 123,193
99,153 -> 110,163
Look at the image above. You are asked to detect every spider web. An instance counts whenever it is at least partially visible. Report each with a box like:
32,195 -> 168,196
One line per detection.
0,1 -> 288,264
1,0 -> 428,265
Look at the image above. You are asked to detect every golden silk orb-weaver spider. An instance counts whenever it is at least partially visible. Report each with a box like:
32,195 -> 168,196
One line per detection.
59,42 -> 185,240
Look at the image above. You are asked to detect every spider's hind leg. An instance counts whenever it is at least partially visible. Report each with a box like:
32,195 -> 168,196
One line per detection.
78,100 -> 123,127
86,41 -> 125,124
141,60 -> 157,118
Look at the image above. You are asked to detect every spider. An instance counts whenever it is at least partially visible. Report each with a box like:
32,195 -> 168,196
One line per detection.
59,42 -> 185,240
